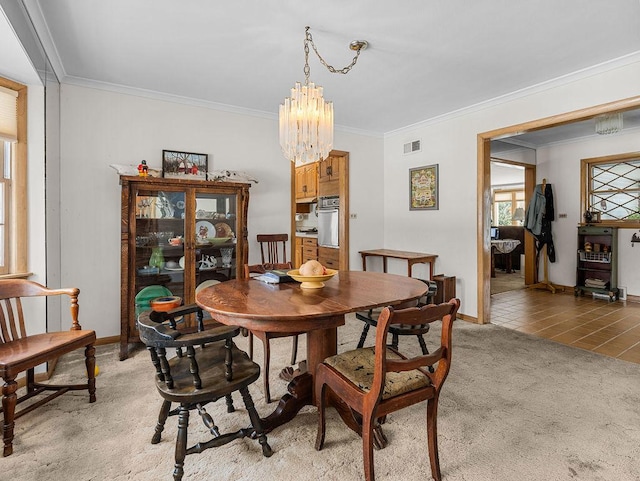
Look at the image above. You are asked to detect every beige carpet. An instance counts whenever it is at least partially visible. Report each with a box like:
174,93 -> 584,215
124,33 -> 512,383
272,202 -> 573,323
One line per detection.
4,315 -> 640,481
491,270 -> 525,295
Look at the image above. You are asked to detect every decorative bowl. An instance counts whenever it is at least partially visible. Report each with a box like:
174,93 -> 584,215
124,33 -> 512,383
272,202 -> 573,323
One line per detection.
287,269 -> 338,289
150,296 -> 182,312
137,266 -> 159,276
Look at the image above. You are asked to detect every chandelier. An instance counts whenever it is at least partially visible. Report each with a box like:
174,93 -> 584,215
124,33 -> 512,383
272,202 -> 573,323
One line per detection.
595,113 -> 623,135
279,27 -> 367,164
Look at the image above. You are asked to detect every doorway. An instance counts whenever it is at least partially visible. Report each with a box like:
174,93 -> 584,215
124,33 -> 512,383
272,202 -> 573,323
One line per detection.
477,95 -> 640,324
489,156 -> 530,295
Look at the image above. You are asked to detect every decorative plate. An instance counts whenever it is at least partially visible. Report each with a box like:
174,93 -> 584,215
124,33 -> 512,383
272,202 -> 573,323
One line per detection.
164,266 -> 184,271
195,221 -> 215,241
179,256 -> 185,269
135,285 -> 172,315
214,222 -> 234,237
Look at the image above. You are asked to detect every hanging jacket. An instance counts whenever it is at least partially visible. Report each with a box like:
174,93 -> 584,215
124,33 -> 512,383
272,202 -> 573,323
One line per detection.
525,183 -> 556,263
524,184 -> 545,236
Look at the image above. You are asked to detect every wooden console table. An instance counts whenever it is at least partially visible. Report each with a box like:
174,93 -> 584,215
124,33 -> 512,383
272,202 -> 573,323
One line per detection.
359,249 -> 438,279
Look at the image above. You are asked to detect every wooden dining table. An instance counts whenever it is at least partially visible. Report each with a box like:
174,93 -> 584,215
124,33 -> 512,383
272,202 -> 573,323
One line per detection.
195,270 -> 428,443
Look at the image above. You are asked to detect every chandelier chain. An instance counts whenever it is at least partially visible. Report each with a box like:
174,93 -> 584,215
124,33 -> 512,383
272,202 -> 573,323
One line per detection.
303,26 -> 364,84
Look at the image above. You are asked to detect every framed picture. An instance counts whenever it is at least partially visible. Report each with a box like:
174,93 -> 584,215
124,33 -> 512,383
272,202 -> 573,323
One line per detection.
410,164 -> 439,210
162,150 -> 208,180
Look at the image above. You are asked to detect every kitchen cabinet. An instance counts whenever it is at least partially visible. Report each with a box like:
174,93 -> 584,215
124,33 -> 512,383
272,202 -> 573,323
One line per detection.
318,246 -> 340,270
318,154 -> 346,197
295,236 -> 318,268
119,175 -> 250,360
291,150 -> 350,271
302,237 -> 318,264
295,163 -> 318,202
574,226 -> 618,302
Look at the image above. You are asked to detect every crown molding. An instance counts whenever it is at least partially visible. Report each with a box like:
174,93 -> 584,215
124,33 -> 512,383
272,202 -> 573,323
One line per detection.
385,50 -> 640,138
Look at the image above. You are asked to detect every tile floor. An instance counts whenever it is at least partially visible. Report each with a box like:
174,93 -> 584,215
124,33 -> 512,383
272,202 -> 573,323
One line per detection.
490,287 -> 640,364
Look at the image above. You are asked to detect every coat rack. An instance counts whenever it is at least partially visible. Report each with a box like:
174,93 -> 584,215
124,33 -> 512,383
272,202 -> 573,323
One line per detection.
529,179 -> 563,293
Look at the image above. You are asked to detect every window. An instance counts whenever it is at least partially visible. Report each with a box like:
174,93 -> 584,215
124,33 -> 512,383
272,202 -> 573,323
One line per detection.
493,189 -> 525,226
0,78 -> 27,276
582,152 -> 640,225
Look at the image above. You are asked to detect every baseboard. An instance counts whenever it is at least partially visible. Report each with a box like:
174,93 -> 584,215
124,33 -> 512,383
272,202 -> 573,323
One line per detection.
458,313 -> 478,323
96,335 -> 119,346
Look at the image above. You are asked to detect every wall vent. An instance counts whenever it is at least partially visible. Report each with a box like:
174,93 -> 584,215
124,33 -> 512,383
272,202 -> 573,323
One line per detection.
403,140 -> 421,154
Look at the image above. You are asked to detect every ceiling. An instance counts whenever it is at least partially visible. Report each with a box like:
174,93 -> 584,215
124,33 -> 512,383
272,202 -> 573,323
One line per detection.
3,0 -> 640,137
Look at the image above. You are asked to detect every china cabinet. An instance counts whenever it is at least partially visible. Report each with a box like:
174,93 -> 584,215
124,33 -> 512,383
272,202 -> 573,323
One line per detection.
119,175 -> 250,360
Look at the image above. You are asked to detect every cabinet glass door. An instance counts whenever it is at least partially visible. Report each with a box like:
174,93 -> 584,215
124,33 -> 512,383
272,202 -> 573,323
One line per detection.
194,191 -> 238,288
134,189 -> 186,317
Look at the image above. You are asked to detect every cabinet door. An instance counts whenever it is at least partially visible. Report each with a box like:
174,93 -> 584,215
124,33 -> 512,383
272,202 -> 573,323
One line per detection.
193,191 -> 240,291
295,164 -> 318,200
294,237 -> 303,268
133,188 -> 187,320
305,163 -> 318,198
318,156 -> 340,197
295,166 -> 307,200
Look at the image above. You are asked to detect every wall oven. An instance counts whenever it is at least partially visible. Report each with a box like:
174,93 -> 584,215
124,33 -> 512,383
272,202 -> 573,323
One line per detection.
317,196 -> 339,248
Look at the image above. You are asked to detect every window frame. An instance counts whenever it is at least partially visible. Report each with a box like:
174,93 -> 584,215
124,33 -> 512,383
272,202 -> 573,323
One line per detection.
492,188 -> 525,226
581,151 -> 640,228
0,77 -> 28,278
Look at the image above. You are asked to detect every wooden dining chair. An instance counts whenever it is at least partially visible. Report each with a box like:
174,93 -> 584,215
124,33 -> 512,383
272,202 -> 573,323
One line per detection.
356,279 -> 438,358
244,262 -> 302,403
315,298 -> 460,481
257,233 -> 288,265
0,279 -> 96,456
138,304 -> 272,480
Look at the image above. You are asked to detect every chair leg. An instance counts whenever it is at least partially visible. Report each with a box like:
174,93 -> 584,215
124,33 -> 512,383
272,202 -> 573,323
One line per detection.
357,323 -> 371,349
362,415 -> 376,481
1,377 -> 17,457
391,333 -> 399,351
152,400 -> 171,444
85,344 -> 97,403
240,387 -> 272,457
315,383 -> 327,450
173,405 -> 189,481
417,335 -> 435,373
290,335 -> 299,366
427,395 -> 442,481
225,394 -> 235,413
248,331 -> 254,360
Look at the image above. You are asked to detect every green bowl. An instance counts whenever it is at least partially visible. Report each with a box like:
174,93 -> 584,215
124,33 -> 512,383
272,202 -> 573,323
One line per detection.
208,237 -> 232,245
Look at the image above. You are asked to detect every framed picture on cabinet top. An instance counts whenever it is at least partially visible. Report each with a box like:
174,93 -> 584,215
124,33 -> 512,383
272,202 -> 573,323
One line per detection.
162,150 -> 208,180
409,164 -> 439,210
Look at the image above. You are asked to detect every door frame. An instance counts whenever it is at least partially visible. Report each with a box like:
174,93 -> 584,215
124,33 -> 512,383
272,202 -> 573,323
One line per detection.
477,95 -> 640,324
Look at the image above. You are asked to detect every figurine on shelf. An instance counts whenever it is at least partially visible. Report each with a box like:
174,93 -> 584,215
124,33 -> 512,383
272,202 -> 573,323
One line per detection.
138,160 -> 149,177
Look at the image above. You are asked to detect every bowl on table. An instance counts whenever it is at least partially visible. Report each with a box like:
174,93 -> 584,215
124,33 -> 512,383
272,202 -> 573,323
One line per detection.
287,269 -> 338,289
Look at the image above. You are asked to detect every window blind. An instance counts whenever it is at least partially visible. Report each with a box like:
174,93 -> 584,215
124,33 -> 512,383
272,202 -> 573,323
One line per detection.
0,86 -> 18,142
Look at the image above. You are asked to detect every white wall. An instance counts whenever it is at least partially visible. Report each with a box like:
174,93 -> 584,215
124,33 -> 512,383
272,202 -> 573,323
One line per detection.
384,60 -> 640,318
59,84 -> 382,338
20,84 -> 48,332
536,128 -> 640,294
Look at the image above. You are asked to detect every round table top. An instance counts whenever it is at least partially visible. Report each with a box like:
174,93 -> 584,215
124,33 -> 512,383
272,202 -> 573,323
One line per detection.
195,271 -> 429,332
